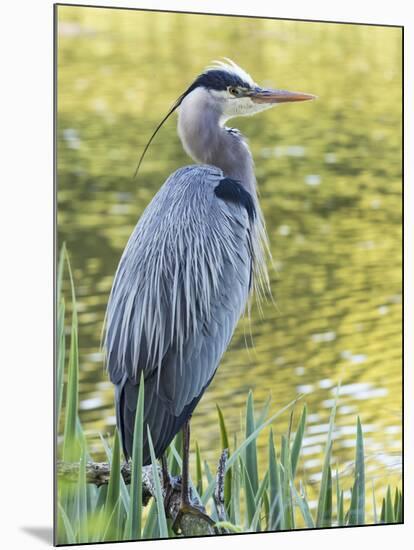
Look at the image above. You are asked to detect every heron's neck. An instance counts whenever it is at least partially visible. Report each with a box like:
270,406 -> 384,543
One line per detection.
177,90 -> 257,197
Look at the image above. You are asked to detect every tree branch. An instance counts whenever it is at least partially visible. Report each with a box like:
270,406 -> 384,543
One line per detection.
57,460 -> 215,536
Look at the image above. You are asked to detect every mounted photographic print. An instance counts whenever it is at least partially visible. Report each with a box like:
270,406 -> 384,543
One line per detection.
54,3 -> 403,545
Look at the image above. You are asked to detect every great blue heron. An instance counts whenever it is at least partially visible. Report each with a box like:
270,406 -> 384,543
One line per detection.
104,59 -> 314,522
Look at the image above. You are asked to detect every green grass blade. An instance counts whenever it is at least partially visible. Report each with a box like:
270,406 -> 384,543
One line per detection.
147,426 -> 168,538
242,461 -> 257,529
86,483 -> 98,516
98,433 -> 112,459
56,298 -> 66,430
249,491 -> 265,532
62,251 -> 79,462
256,393 -> 272,428
255,471 -> 269,508
263,489 -> 269,529
380,497 -> 386,523
95,485 -> 108,512
281,435 -> 295,529
127,372 -> 144,540
217,404 -> 230,450
103,429 -> 121,540
398,490 -> 403,522
372,481 -> 378,523
335,465 -> 340,525
245,390 -> 259,496
99,433 -> 130,515
397,489 -> 403,522
205,458 -> 220,521
316,440 -> 333,527
292,482 -> 315,528
268,428 -> 284,530
280,434 -> 288,478
325,466 -> 333,527
338,489 -> 344,526
57,242 -> 66,302
102,499 -> 121,542
290,405 -> 307,478
348,418 -> 365,526
348,482 -> 358,525
169,442 -> 183,469
385,486 -> 395,523
105,429 -> 121,510
393,488 -> 400,521
195,441 -> 203,496
287,409 -> 294,445
77,444 -> 88,543
230,456 -> 241,525
141,499 -> 158,539
355,417 -> 365,524
204,459 -> 214,483
316,385 -> 339,527
58,502 -> 76,544
216,404 -> 232,509
253,471 -> 268,532
169,431 -> 182,477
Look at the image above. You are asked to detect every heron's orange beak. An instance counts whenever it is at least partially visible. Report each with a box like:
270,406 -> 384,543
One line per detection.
250,87 -> 316,104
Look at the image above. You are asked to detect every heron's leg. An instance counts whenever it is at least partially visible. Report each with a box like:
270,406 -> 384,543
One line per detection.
181,417 -> 191,505
161,453 -> 175,514
161,454 -> 170,489
171,417 -> 215,534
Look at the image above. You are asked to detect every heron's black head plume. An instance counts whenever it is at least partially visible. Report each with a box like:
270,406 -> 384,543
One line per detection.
133,93 -> 186,178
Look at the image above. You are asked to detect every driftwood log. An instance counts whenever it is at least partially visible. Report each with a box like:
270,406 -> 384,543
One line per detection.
57,450 -> 228,537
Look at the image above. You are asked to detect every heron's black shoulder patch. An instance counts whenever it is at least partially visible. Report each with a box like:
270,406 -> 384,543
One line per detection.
214,177 -> 256,222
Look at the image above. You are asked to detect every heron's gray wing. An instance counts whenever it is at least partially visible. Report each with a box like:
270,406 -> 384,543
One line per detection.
104,164 -> 254,460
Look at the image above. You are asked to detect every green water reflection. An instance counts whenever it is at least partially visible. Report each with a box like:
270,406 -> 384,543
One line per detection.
57,6 -> 402,510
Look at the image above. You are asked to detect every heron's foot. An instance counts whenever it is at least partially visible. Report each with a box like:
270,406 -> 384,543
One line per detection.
163,472 -> 183,514
171,500 -> 215,534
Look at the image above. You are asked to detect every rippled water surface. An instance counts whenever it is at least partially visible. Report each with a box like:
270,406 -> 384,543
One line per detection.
57,6 -> 402,508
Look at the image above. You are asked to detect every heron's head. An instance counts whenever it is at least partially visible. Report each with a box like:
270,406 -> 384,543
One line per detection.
134,59 -> 315,177
179,59 -> 316,123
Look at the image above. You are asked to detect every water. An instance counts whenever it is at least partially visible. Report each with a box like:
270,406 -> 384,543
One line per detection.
57,6 -> 402,508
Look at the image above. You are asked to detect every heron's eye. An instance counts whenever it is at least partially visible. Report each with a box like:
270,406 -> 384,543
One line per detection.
228,86 -> 242,97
